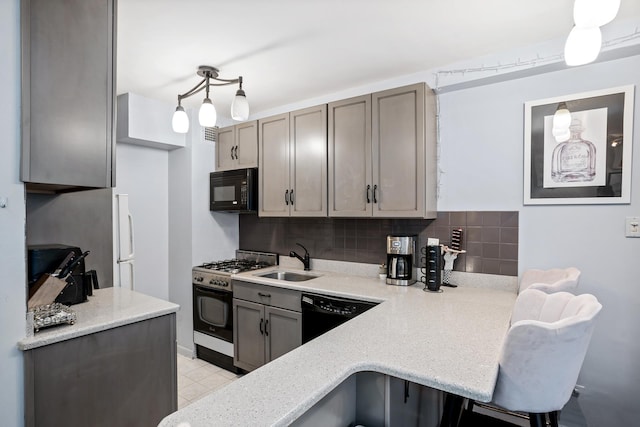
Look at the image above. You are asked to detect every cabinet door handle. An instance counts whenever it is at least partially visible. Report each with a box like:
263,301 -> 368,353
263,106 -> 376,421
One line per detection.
259,318 -> 264,335
366,184 -> 371,203
373,185 -> 378,203
285,190 -> 289,205
290,189 -> 294,204
234,146 -> 238,159
258,292 -> 271,298
230,146 -> 234,159
264,319 -> 269,336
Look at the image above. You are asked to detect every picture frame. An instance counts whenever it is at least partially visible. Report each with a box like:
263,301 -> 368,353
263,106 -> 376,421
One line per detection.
523,85 -> 634,205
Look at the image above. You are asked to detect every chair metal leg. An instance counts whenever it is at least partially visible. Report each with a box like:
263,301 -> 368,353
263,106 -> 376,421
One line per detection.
548,411 -> 559,427
528,413 -> 546,427
440,393 -> 464,427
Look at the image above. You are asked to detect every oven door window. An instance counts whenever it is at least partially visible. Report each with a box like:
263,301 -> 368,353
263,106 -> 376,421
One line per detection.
198,295 -> 228,327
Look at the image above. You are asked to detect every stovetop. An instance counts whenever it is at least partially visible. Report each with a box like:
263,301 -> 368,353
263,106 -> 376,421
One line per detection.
192,250 -> 278,291
195,259 -> 273,274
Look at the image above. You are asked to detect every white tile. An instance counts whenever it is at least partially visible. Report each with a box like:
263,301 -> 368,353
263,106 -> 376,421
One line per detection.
183,364 -> 218,382
179,381 -> 209,401
197,373 -> 232,390
177,396 -> 190,410
177,356 -> 207,374
217,369 -> 242,380
178,375 -> 195,392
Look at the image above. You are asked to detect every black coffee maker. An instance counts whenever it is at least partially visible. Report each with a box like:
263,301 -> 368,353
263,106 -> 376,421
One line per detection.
386,235 -> 416,286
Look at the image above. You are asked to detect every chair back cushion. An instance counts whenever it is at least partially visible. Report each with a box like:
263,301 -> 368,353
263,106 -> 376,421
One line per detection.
519,267 -> 580,294
492,289 -> 602,413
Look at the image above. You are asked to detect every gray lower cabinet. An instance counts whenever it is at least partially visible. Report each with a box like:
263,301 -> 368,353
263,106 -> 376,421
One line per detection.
21,0 -> 116,190
24,314 -> 177,427
233,281 -> 302,371
215,121 -> 258,171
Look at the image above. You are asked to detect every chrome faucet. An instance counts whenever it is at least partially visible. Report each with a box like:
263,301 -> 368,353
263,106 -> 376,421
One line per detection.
289,243 -> 311,271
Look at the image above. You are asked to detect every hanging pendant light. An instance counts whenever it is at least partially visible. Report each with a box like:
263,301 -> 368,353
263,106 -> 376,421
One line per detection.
564,25 -> 602,66
574,0 -> 620,27
172,65 -> 249,133
231,77 -> 249,121
172,104 -> 189,134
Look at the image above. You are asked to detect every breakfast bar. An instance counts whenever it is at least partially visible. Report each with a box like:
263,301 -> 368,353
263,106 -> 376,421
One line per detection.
160,268 -> 517,426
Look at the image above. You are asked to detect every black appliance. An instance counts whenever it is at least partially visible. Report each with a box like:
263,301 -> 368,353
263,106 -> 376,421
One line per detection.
192,250 -> 278,373
209,168 -> 258,213
424,244 -> 442,292
27,244 -> 90,306
301,293 -> 377,344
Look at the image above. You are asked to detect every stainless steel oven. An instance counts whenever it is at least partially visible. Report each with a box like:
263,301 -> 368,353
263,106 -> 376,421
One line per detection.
192,250 -> 277,373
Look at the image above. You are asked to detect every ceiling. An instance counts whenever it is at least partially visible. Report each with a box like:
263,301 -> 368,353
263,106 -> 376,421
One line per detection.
117,0 -> 640,121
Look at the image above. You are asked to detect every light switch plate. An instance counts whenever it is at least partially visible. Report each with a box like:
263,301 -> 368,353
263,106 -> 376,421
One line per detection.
626,216 -> 640,237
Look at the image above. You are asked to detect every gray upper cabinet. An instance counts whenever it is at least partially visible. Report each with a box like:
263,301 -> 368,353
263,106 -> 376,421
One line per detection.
329,83 -> 436,218
215,121 -> 258,171
328,94 -> 372,217
259,105 -> 327,217
21,0 -> 116,190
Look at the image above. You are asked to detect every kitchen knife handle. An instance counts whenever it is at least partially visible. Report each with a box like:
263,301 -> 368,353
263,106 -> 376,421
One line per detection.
373,185 -> 378,203
366,185 -> 371,203
285,190 -> 289,205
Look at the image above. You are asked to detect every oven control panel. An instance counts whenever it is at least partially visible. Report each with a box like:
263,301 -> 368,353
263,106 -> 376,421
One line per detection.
192,271 -> 232,291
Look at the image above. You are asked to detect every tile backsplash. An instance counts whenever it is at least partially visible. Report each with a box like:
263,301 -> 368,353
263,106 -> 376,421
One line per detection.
239,211 -> 518,276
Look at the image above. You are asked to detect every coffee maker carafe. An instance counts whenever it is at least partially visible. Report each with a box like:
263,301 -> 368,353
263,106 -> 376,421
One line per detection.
386,235 -> 416,286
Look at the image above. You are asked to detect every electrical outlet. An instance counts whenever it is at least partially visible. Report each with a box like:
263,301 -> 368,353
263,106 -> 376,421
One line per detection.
626,216 -> 640,238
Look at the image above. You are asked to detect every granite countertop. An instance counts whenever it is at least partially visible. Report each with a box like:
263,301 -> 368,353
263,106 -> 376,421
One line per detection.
160,265 -> 517,427
18,287 -> 180,351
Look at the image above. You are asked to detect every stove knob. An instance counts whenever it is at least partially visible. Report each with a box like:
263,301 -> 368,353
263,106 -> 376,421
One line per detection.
196,277 -> 204,282
209,279 -> 216,285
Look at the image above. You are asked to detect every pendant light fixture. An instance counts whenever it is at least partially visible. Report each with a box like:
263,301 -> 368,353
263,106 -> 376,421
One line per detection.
172,65 -> 249,134
564,0 -> 620,67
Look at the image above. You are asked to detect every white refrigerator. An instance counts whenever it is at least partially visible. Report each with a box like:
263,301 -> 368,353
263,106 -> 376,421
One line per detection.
115,193 -> 135,290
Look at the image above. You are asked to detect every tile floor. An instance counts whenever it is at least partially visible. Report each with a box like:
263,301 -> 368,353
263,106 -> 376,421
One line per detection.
177,353 -> 242,409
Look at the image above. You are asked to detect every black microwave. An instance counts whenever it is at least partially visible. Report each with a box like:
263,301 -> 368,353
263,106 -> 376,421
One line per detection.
210,168 -> 258,212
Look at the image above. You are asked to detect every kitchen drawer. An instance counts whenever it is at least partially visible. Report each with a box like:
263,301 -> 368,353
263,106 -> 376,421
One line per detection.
233,280 -> 301,312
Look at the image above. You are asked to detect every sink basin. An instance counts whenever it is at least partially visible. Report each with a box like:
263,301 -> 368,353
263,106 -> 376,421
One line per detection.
257,271 -> 318,282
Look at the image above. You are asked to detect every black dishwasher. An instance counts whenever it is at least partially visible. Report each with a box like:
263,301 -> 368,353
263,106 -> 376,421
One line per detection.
301,293 -> 377,343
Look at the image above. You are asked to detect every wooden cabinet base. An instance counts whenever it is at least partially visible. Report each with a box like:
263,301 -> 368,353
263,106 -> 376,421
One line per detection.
24,314 -> 177,427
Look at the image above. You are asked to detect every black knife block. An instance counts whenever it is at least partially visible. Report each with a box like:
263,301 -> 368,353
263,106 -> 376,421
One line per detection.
28,244 -> 88,305
425,245 -> 442,292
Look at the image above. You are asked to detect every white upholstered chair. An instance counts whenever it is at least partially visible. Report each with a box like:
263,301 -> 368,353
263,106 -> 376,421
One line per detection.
518,267 -> 581,294
489,288 -> 602,427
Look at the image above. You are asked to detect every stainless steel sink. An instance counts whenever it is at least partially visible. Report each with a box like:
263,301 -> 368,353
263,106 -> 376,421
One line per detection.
257,271 -> 318,282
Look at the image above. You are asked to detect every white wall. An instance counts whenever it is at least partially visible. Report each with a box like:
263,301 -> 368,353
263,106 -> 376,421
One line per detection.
0,0 -> 25,425
114,143 -> 170,299
438,56 -> 640,426
168,115 -> 238,355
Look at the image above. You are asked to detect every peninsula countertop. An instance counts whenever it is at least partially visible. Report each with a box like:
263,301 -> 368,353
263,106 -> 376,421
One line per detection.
160,266 -> 517,427
18,287 -> 180,351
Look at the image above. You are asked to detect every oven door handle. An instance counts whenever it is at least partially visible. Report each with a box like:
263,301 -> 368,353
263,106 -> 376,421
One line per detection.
194,285 -> 231,297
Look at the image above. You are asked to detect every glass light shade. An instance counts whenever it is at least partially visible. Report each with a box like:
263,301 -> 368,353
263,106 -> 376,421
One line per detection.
199,98 -> 217,127
231,91 -> 250,121
553,104 -> 572,129
564,26 -> 602,66
574,0 -> 620,27
552,127 -> 571,143
172,105 -> 189,133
